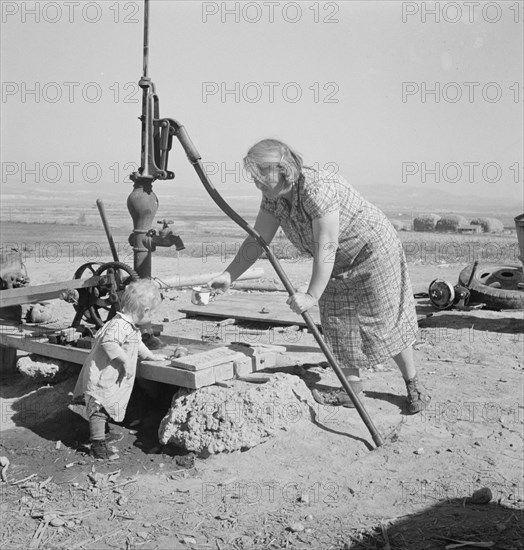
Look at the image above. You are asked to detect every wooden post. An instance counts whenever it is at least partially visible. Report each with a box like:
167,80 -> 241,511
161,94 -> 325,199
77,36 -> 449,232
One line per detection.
0,345 -> 17,374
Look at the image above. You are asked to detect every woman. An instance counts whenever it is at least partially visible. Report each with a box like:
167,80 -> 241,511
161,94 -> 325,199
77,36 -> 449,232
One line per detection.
209,139 -> 430,414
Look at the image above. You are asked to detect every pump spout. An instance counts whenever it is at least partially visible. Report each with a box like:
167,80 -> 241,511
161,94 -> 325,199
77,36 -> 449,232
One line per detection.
150,219 -> 185,251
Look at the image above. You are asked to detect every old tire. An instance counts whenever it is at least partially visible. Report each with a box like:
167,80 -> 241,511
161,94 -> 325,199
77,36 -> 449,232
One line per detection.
458,264 -> 524,310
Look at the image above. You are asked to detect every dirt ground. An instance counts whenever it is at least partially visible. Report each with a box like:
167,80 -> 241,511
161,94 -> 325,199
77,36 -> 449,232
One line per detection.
1,255 -> 523,550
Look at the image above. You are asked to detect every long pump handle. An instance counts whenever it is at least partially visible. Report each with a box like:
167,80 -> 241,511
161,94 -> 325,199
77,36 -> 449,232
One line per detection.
171,121 -> 385,448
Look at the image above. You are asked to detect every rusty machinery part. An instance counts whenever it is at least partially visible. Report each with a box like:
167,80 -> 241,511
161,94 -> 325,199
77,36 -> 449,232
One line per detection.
0,271 -> 30,290
428,260 -> 480,311
0,247 -> 30,290
71,261 -> 138,328
71,262 -> 103,326
458,263 -> 524,310
428,279 -> 458,310
73,262 -> 103,279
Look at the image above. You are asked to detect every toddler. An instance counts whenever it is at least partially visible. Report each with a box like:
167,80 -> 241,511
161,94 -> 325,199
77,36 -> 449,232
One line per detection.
72,279 -> 166,460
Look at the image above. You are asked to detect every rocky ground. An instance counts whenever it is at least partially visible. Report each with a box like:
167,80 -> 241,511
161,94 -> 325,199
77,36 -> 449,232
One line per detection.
0,256 -> 523,549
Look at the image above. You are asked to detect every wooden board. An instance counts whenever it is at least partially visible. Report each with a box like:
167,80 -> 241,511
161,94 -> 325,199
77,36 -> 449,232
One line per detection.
0,326 -> 273,389
0,332 -> 89,365
139,359 -> 236,389
141,345 -> 273,389
171,347 -> 246,371
0,276 -> 100,308
179,293 -> 321,327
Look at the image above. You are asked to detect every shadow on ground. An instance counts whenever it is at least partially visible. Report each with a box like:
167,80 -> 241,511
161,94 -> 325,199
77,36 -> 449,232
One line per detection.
344,498 -> 523,550
0,372 -> 196,481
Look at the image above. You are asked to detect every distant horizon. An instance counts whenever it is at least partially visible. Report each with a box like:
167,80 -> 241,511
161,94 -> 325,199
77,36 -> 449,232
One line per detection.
2,1 -> 522,204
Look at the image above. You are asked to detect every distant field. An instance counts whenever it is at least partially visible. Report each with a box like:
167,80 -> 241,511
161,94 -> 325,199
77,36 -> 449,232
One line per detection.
1,180 -> 520,267
1,220 -> 520,269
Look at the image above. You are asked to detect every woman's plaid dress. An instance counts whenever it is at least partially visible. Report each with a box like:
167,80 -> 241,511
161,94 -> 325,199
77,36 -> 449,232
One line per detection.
261,167 -> 418,369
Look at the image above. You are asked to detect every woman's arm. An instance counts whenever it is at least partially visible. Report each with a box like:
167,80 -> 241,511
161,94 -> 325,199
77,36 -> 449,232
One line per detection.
307,209 -> 340,299
224,208 -> 281,282
287,209 -> 339,314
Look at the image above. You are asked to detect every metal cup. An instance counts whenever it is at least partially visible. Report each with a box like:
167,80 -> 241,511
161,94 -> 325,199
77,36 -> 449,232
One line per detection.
191,286 -> 211,305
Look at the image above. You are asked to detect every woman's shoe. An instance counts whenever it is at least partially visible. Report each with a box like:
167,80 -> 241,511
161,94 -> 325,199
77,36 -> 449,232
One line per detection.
312,380 -> 364,408
405,376 -> 431,414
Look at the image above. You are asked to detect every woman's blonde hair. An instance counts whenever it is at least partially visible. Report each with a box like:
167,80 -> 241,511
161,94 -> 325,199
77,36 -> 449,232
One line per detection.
120,279 -> 162,318
243,139 -> 303,185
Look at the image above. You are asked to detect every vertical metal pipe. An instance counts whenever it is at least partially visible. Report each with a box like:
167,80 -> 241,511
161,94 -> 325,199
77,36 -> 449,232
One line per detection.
143,0 -> 149,78
96,199 -> 120,263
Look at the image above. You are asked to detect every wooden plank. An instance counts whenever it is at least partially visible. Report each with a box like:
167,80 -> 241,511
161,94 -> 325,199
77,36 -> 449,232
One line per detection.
0,333 -> 89,364
179,293 -> 321,327
0,276 -> 100,308
0,332 -> 274,389
171,347 -> 246,371
138,360 -> 209,388
139,359 -> 236,389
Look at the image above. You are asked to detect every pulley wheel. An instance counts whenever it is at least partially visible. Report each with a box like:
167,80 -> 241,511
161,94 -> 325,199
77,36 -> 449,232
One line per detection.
71,261 -> 138,328
428,279 -> 456,310
72,262 -> 102,326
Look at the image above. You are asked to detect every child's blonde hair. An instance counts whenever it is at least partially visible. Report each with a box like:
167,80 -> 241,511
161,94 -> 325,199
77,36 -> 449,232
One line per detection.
120,279 -> 161,318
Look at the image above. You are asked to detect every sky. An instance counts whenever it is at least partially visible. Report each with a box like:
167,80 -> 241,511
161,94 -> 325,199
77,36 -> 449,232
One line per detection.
1,0 -> 523,212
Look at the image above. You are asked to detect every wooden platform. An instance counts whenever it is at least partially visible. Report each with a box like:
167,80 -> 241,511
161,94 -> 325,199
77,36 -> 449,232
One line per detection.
179,293 -> 321,327
0,323 -> 278,389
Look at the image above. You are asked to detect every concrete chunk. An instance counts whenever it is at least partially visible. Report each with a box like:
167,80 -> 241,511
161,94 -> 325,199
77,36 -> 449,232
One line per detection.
158,373 -> 315,454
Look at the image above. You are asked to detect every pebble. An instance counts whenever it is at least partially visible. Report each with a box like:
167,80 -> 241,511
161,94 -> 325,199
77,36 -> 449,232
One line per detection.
174,346 -> 189,358
136,531 -> 148,539
414,448 -> 424,455
288,522 -> 305,532
298,492 -> 309,504
182,537 -> 197,544
467,487 -> 493,504
143,522 -> 152,528
50,517 -> 65,527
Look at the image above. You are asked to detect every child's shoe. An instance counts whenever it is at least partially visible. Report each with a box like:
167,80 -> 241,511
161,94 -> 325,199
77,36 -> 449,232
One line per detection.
91,439 -> 119,461
405,376 -> 431,414
105,425 -> 124,444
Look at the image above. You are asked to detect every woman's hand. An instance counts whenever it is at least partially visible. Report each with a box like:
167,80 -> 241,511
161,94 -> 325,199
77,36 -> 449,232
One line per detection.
207,272 -> 232,294
286,292 -> 317,314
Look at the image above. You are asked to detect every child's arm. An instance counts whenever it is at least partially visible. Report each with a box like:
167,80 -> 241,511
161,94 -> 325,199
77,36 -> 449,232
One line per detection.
101,341 -> 133,383
138,341 -> 168,361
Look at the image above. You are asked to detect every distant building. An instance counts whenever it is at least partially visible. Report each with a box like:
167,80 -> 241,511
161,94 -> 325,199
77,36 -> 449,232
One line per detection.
457,225 -> 482,234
